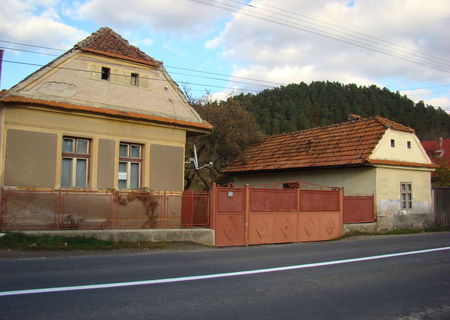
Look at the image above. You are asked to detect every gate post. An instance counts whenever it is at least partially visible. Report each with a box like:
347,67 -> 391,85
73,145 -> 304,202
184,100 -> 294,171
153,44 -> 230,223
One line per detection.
339,188 -> 344,236
244,184 -> 250,246
210,183 -> 216,230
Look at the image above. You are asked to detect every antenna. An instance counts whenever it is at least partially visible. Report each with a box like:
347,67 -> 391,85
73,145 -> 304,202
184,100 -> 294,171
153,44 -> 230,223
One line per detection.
185,144 -> 213,170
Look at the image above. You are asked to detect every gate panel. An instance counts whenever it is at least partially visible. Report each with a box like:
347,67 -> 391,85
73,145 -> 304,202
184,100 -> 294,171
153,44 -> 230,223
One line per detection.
214,187 -> 246,247
215,214 -> 246,247
300,190 -> 340,212
343,196 -> 375,223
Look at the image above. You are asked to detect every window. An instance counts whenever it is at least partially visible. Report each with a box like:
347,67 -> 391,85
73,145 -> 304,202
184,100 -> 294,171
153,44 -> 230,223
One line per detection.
101,67 -> 110,80
400,183 -> 412,209
391,139 -> 395,147
407,141 -> 411,149
61,137 -> 90,188
118,143 -> 142,189
131,73 -> 139,86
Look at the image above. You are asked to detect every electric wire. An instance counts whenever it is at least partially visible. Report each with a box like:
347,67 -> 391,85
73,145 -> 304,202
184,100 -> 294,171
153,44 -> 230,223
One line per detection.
187,0 -> 450,73
231,0 -> 450,67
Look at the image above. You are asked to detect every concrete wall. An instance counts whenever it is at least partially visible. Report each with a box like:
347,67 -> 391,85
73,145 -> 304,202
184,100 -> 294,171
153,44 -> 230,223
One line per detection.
1,106 -> 186,191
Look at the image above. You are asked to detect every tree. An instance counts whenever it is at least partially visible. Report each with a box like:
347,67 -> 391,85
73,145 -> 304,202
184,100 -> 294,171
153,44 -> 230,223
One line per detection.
184,98 -> 265,190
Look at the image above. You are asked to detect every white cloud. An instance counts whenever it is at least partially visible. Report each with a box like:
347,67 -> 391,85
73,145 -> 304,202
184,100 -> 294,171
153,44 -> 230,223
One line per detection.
205,0 -> 450,101
0,0 -> 87,49
70,0 -> 231,35
427,96 -> 450,113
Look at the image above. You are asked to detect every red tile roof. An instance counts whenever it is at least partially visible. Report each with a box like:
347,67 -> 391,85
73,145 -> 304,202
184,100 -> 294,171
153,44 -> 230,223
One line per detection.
421,138 -> 450,162
224,116 -> 432,174
75,27 -> 162,67
1,95 -> 212,132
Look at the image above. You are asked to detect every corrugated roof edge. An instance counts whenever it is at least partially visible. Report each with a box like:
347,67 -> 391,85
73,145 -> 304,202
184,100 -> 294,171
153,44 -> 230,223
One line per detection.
1,95 -> 213,132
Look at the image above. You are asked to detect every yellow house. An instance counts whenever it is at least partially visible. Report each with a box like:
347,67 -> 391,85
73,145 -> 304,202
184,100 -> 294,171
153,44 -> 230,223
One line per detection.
224,116 -> 438,231
0,27 -> 211,194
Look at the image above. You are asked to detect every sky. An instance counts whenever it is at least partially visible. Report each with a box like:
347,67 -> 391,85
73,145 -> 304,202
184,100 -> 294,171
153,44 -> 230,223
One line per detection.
1,0 -> 450,113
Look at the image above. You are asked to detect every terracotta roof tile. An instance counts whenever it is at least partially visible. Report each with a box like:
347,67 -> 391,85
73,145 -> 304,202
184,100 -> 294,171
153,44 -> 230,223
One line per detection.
75,27 -> 162,67
224,116 -> 421,173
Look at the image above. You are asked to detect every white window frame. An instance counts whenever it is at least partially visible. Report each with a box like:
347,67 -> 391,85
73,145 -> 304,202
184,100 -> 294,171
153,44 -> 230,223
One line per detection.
400,182 -> 412,209
61,137 -> 90,188
118,143 -> 142,189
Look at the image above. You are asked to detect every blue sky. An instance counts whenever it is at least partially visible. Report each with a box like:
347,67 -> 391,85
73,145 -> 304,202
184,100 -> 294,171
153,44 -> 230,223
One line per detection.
1,0 -> 450,113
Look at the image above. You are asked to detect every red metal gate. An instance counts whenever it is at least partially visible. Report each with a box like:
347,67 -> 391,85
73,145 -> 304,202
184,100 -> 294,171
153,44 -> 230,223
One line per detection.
213,184 -> 343,247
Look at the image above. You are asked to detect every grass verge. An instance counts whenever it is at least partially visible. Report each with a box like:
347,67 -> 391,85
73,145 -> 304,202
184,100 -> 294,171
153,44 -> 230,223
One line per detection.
341,225 -> 450,239
0,232 -> 171,251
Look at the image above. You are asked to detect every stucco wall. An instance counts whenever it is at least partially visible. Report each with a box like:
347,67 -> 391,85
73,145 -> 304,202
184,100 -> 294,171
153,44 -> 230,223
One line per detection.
1,106 -> 186,191
97,139 -> 115,189
233,167 -> 376,196
375,166 -> 433,230
4,129 -> 57,187
149,144 -> 184,191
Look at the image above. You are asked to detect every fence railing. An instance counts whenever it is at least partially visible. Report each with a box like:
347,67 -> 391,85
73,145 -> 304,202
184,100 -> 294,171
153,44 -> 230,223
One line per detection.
0,188 -> 211,230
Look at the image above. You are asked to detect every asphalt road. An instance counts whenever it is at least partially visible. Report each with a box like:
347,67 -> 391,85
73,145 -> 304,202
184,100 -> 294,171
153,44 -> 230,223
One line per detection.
0,232 -> 449,319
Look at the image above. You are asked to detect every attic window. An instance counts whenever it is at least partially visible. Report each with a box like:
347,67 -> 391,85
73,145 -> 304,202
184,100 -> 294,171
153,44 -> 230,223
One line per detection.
407,141 -> 411,149
131,73 -> 139,86
391,139 -> 395,147
101,67 -> 110,80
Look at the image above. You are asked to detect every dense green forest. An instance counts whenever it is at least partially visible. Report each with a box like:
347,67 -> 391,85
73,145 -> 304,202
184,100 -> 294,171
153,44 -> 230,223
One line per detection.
231,81 -> 450,140
185,82 -> 450,189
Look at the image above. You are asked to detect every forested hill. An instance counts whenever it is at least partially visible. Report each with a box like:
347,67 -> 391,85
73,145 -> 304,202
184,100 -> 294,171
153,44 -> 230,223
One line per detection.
231,81 -> 450,140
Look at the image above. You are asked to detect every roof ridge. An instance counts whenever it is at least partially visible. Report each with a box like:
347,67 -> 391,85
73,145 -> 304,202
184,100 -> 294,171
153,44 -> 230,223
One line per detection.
74,27 -> 162,67
261,116 -> 380,141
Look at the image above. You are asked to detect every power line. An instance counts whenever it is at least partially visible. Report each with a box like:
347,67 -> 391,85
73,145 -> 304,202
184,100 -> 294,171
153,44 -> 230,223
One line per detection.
0,41 -> 286,87
235,0 -> 450,68
2,59 -> 260,93
187,0 -> 450,73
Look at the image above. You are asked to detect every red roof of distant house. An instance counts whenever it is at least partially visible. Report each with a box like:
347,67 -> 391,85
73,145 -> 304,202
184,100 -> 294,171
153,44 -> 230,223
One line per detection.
421,138 -> 450,162
75,27 -> 162,67
224,116 -> 435,174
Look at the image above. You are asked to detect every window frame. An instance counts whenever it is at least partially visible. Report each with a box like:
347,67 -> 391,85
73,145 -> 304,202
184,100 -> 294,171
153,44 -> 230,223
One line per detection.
131,73 -> 139,86
118,142 -> 143,190
400,182 -> 412,210
390,139 -> 395,147
61,137 -> 90,188
101,67 -> 111,81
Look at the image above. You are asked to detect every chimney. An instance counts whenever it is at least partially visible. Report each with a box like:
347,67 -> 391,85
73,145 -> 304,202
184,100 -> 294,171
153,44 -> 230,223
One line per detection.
348,114 -> 362,121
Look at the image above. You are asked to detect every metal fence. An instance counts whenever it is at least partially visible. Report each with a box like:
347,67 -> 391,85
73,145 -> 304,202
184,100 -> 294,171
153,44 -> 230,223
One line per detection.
0,188 -> 211,230
343,196 -> 375,223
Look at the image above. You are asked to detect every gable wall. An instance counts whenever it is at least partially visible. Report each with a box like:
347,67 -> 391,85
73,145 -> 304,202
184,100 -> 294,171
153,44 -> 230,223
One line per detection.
13,53 -> 202,124
370,129 -> 431,163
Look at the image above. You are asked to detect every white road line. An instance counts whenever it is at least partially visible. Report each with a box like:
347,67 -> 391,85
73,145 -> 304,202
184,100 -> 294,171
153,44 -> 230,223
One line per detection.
1,246 -> 449,297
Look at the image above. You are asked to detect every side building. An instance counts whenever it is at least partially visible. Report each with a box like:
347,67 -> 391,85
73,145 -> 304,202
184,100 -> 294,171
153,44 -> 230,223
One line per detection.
223,116 -> 437,231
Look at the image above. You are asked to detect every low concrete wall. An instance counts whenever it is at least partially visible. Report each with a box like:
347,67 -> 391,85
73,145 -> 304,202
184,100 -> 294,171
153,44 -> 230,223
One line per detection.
344,223 -> 378,234
20,229 -> 215,246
